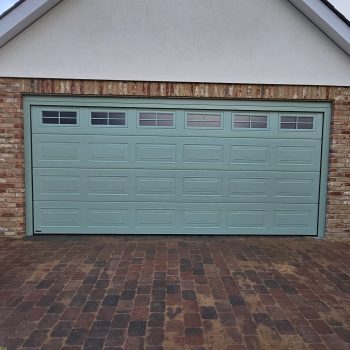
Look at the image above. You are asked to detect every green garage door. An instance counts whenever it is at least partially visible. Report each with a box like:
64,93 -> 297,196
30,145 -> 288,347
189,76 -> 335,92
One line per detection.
30,100 -> 325,235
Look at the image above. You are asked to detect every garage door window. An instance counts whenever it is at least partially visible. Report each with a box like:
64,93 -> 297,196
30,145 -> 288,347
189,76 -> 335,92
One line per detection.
233,114 -> 268,129
91,111 -> 126,126
42,111 -> 78,125
138,112 -> 175,127
186,113 -> 222,128
280,116 -> 314,130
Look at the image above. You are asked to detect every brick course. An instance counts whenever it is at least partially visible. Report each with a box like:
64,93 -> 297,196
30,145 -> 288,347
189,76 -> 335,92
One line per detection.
0,78 -> 349,238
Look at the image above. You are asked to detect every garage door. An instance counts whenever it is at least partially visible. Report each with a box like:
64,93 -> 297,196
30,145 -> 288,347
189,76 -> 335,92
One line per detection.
30,100 -> 325,235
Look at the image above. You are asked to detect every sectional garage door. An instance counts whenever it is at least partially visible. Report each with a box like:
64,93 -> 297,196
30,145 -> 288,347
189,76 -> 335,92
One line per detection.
29,99 -> 326,235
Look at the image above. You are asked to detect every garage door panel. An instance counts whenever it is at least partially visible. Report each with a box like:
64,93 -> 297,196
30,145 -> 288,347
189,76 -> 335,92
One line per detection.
33,202 -> 318,235
136,144 -> 177,162
33,169 -> 319,203
33,169 -> 318,204
136,177 -> 176,195
33,134 -> 321,172
228,210 -> 268,229
136,209 -> 176,228
34,203 -> 82,230
183,145 -> 224,163
272,206 -> 319,234
88,209 -> 129,228
32,138 -> 81,166
230,146 -> 269,165
276,145 -> 320,166
87,143 -> 129,163
88,176 -> 129,195
183,177 -> 223,196
36,175 -> 81,198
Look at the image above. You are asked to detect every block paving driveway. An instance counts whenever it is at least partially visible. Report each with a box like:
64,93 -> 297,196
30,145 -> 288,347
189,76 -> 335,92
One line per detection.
0,236 -> 350,350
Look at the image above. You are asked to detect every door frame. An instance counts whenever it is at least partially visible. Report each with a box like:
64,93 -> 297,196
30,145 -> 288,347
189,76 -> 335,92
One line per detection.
23,96 -> 332,237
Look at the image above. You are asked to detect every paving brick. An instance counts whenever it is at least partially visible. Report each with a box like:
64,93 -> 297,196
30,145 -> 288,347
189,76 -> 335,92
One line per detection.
135,294 -> 151,306
184,313 -> 202,328
47,302 -> 65,314
131,306 -> 149,321
150,301 -> 166,312
274,320 -> 296,335
185,327 -> 204,345
120,290 -> 136,300
89,320 -> 111,338
36,280 -> 53,289
229,295 -> 246,306
182,290 -> 196,300
334,327 -> 350,343
128,320 -> 147,336
166,285 -> 181,294
148,313 -> 165,328
309,319 -> 333,334
83,337 -> 104,350
69,294 -> 87,307
51,321 -> 74,337
105,329 -> 126,347
102,295 -> 119,307
146,328 -> 164,345
23,330 -> 48,347
82,300 -> 99,313
200,306 -> 218,320
66,328 -> 89,345
112,314 -> 131,328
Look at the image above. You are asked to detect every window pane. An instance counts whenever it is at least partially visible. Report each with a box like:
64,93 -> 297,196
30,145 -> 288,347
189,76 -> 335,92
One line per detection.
281,123 -> 296,129
251,116 -> 267,123
157,119 -> 174,126
157,113 -> 174,120
297,122 -> 313,130
60,111 -> 77,119
59,111 -> 77,125
60,117 -> 77,125
234,121 -> 250,128
139,119 -> 156,126
91,118 -> 108,125
186,121 -> 200,127
91,112 -> 108,119
42,111 -> 59,124
251,122 -> 267,128
109,112 -> 126,125
298,117 -> 313,123
42,111 -> 59,118
234,115 -> 250,122
109,118 -> 125,125
187,114 -> 202,121
42,117 -> 59,124
281,116 -> 297,123
139,113 -> 156,120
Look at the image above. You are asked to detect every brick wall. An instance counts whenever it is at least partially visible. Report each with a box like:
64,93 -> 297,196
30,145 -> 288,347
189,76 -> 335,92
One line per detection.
0,78 -> 349,238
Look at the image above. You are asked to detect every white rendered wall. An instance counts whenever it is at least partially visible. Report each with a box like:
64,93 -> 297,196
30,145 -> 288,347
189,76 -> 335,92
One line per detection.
0,0 -> 349,86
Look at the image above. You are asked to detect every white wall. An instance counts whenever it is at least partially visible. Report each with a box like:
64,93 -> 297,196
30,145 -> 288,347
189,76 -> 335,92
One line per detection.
0,0 -> 349,86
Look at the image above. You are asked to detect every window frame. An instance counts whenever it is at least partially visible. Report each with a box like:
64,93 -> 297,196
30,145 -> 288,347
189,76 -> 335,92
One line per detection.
232,113 -> 269,130
41,109 -> 79,126
185,112 -> 223,129
137,111 -> 176,128
279,114 -> 315,131
89,109 -> 128,127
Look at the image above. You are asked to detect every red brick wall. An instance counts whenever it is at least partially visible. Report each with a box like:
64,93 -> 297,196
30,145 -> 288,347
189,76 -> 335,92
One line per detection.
0,78 -> 349,238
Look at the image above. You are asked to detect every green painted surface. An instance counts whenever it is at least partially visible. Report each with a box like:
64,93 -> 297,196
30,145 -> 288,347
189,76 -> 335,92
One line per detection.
24,97 -> 331,236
